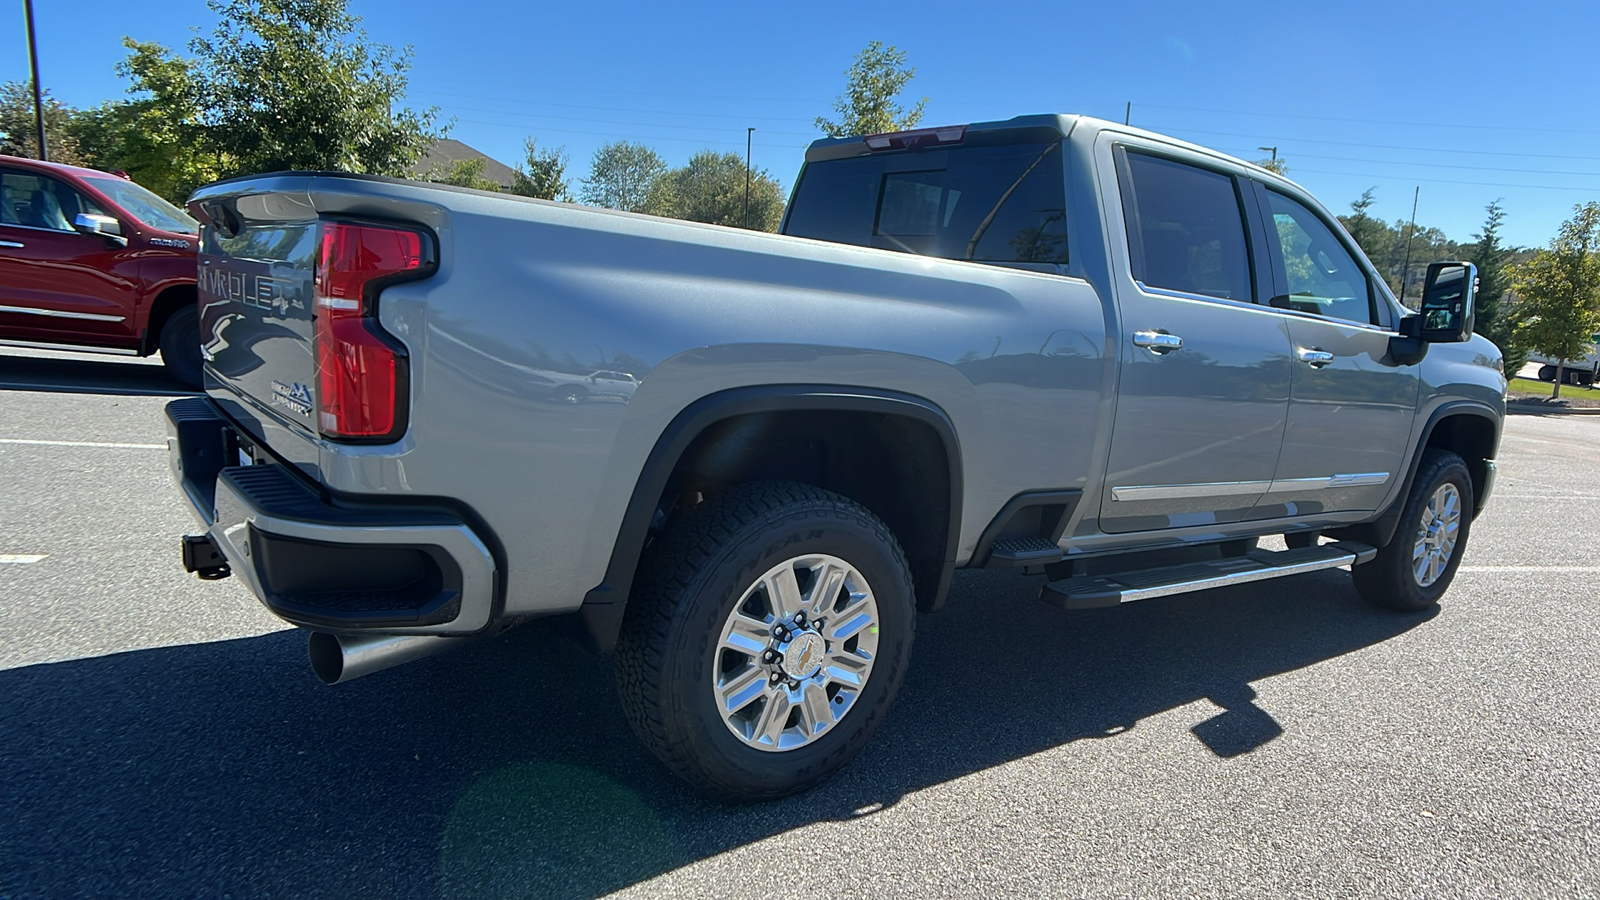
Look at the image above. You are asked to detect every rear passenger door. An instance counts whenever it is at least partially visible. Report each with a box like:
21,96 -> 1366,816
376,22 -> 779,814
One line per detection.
1095,138 -> 1294,533
1246,183 -> 1418,516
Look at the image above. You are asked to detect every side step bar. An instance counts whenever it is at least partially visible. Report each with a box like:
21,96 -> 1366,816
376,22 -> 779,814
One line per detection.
1040,541 -> 1378,610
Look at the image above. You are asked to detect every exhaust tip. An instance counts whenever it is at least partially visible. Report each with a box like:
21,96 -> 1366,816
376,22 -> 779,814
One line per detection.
307,631 -> 346,684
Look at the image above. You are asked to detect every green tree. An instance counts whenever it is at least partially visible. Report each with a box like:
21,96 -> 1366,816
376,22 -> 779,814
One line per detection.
70,41 -> 223,202
1461,199 -> 1523,373
428,156 -> 502,192
1510,202 -> 1600,398
815,41 -> 927,138
511,138 -> 571,201
580,141 -> 665,212
0,81 -> 85,164
82,0 -> 441,202
1253,155 -> 1288,176
642,150 -> 784,231
1340,188 -> 1389,263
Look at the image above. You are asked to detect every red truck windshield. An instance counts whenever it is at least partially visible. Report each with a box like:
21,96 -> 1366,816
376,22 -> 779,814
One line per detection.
783,141 -> 1067,265
81,175 -> 198,234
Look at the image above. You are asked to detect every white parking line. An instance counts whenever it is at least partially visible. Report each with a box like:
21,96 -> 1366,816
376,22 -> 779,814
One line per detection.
1458,566 -> 1600,573
0,438 -> 165,450
0,554 -> 47,564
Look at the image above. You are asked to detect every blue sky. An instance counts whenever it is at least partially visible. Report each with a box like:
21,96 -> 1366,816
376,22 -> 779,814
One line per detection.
8,0 -> 1598,249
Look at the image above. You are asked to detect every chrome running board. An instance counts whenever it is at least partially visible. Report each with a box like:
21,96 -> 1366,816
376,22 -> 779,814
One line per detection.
1040,542 -> 1378,610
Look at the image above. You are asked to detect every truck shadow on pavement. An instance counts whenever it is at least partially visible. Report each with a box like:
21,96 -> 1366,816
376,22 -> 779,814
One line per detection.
0,568 -> 1431,899
0,352 -> 197,397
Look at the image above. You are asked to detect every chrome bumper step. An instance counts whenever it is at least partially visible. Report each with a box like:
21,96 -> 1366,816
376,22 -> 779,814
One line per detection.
1040,542 -> 1378,610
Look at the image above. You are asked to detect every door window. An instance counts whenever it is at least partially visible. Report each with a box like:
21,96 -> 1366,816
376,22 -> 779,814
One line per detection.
1119,151 -> 1253,303
0,171 -> 106,232
1262,190 -> 1375,325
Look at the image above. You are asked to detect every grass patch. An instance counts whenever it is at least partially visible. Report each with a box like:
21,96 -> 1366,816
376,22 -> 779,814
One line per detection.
1508,376 -> 1600,399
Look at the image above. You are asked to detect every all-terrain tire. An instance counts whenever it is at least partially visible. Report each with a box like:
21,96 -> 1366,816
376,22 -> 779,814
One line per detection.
159,304 -> 204,390
1352,449 -> 1474,612
615,481 -> 916,800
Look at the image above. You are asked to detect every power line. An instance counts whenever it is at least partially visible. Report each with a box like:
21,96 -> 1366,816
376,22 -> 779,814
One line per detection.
443,105 -> 815,138
408,89 -> 817,127
1164,125 -> 1600,162
1136,101 -> 1600,138
1289,167 -> 1600,193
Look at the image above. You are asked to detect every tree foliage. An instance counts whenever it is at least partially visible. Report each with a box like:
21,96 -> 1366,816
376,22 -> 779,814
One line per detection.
815,41 -> 926,138
1509,202 -> 1600,398
580,141 -> 666,212
0,81 -> 85,164
511,138 -> 571,201
428,156 -> 502,192
1253,155 -> 1288,176
1336,187 -> 1463,302
643,150 -> 784,231
47,0 -> 439,202
1460,199 -> 1523,373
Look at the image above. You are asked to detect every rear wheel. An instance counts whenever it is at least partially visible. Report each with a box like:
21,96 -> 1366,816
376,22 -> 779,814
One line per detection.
158,305 -> 203,390
1352,449 -> 1473,612
555,384 -> 588,404
1537,365 -> 1558,382
615,481 -> 915,800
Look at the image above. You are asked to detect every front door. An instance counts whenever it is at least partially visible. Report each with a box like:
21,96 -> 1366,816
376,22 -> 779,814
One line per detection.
0,168 -> 138,345
1248,184 -> 1418,516
1096,140 -> 1293,533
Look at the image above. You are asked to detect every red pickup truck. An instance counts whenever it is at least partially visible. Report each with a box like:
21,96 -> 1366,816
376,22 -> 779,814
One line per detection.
0,155 -> 202,386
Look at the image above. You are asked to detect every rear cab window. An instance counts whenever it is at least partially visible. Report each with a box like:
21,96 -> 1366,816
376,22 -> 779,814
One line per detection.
783,140 -> 1069,267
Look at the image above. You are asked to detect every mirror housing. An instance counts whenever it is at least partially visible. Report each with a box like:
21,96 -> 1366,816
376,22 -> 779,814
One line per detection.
73,212 -> 126,245
1418,261 -> 1477,343
1388,314 -> 1428,367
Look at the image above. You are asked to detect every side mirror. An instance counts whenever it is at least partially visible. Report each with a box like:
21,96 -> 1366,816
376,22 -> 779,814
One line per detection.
73,212 -> 126,245
1418,261 -> 1477,343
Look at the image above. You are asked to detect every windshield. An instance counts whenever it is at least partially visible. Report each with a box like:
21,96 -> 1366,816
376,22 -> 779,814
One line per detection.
81,175 -> 199,234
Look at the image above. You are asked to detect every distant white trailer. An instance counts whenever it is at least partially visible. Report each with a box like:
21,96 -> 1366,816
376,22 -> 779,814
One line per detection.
1527,335 -> 1600,385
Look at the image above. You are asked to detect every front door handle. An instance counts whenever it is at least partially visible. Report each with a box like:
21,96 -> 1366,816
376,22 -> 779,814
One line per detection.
0,240 -> 23,249
1297,347 -> 1334,368
1132,330 -> 1183,354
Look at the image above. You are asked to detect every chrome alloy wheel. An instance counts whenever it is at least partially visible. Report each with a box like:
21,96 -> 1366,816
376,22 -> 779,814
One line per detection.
711,554 -> 880,752
1412,482 -> 1462,588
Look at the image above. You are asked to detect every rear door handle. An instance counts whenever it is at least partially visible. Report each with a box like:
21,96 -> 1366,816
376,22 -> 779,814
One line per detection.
1132,330 -> 1183,354
0,240 -> 22,249
1297,347 -> 1334,368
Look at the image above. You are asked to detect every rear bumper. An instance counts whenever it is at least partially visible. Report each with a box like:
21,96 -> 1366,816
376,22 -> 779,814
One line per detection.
166,397 -> 498,634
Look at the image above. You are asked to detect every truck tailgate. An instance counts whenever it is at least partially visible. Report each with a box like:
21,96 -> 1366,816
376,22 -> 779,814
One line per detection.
197,218 -> 321,438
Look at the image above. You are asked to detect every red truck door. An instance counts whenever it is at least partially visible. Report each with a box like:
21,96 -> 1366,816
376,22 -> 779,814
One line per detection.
0,167 -> 140,347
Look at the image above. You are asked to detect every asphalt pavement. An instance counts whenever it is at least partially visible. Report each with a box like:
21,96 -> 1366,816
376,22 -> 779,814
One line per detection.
1,348 -> 1596,899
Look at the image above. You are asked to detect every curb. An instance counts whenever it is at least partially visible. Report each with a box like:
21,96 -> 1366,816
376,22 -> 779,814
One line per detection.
1506,405 -> 1600,416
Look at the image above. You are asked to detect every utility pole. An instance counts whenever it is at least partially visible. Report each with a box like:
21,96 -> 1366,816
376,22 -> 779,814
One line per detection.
744,127 -> 754,230
24,0 -> 47,161
1398,186 -> 1421,304
1124,102 -> 1131,126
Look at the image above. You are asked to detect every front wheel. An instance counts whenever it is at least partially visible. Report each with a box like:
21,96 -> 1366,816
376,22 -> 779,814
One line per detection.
159,305 -> 204,390
615,481 -> 916,800
1352,449 -> 1474,612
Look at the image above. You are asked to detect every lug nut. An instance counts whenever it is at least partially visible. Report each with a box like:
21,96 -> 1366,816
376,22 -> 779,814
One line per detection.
770,672 -> 784,684
793,611 -> 806,626
762,649 -> 777,663
772,624 -> 786,639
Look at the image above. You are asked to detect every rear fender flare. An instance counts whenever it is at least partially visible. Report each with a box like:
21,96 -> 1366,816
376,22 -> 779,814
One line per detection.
579,385 -> 963,652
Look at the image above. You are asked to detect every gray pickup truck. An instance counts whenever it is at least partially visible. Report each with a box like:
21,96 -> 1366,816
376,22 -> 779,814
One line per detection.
167,114 -> 1505,799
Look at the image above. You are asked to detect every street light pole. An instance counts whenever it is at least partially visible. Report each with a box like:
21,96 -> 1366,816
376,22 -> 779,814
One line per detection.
744,127 -> 754,230
1257,146 -> 1277,162
23,0 -> 48,161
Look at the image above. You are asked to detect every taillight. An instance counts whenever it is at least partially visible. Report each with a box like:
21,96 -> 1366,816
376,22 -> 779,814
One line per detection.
313,221 -> 429,441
